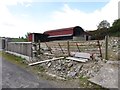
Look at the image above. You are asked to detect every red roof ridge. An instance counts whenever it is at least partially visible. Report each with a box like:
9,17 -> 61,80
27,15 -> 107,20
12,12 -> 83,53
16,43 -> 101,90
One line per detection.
44,26 -> 75,33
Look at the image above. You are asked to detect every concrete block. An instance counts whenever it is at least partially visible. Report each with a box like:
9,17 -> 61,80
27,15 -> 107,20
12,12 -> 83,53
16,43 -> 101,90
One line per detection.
75,52 -> 91,59
89,63 -> 119,88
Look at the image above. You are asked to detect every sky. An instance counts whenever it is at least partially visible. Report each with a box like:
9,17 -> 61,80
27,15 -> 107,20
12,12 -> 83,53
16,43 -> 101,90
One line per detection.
0,0 -> 119,38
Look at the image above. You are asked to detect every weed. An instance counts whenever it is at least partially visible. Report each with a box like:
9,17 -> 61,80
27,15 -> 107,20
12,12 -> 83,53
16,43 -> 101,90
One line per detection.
2,52 -> 27,67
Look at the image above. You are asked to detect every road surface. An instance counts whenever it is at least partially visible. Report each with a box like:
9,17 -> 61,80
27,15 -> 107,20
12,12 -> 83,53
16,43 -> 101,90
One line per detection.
2,56 -> 57,88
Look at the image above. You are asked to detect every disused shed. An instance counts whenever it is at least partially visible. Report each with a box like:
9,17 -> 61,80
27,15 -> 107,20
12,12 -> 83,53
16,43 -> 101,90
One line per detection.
28,26 -> 91,42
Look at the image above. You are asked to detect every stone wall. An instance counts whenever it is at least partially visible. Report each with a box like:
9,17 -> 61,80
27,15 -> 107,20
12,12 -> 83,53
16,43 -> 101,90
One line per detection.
7,42 -> 32,57
101,37 -> 119,60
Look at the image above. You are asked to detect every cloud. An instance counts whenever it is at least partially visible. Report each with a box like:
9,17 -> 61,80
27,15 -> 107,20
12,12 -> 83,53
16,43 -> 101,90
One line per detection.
0,0 -> 36,38
0,0 -> 119,38
48,0 -> 119,30
21,14 -> 29,17
0,0 -> 33,6
25,3 -> 32,7
2,22 -> 15,27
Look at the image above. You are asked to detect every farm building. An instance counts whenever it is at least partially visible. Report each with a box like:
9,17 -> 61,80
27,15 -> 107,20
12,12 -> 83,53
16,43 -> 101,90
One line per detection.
44,26 -> 91,41
28,33 -> 48,42
28,26 -> 91,42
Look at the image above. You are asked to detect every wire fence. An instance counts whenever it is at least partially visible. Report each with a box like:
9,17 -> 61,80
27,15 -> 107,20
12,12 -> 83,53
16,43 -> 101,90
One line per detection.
3,36 -> 119,61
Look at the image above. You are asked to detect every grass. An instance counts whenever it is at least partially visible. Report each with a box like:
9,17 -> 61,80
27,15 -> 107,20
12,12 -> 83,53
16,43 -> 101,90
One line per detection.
0,51 -> 2,56
32,65 -> 45,72
1,51 -> 27,68
1,51 -> 46,72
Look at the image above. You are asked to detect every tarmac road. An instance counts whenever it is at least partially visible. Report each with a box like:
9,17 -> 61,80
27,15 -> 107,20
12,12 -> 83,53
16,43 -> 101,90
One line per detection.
1,56 -> 57,88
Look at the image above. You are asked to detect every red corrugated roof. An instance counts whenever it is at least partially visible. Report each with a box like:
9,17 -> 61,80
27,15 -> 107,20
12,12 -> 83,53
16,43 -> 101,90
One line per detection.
44,27 -> 74,37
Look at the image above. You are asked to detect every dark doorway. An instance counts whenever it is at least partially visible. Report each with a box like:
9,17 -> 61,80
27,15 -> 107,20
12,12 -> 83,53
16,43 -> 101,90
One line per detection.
86,36 -> 89,41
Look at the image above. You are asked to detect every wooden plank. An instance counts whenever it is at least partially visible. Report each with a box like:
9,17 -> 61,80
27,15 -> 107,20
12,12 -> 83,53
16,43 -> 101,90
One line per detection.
66,57 -> 88,62
29,57 -> 64,66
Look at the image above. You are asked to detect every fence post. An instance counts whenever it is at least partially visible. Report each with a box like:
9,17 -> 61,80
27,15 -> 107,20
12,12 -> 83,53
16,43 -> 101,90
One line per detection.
97,40 -> 102,57
32,42 -> 37,59
67,41 -> 70,56
118,37 -> 120,60
58,43 -> 64,54
38,40 -> 41,55
5,39 -> 8,51
76,42 -> 81,52
31,43 -> 32,58
105,35 -> 108,60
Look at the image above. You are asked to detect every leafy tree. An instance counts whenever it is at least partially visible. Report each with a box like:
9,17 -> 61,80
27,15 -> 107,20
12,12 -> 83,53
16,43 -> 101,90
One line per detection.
97,20 -> 110,30
89,19 -> 120,40
112,18 -> 120,27
109,18 -> 120,36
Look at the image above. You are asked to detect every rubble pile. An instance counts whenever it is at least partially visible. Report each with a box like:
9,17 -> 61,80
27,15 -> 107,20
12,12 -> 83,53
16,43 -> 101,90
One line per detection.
37,56 -> 105,79
108,38 -> 119,60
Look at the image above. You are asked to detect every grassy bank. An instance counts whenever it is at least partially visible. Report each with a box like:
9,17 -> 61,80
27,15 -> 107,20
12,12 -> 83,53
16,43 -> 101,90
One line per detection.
1,51 -> 27,68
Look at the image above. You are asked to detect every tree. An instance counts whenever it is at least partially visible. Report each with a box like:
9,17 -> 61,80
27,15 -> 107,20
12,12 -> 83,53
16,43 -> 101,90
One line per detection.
109,18 -> 120,36
24,32 -> 30,41
97,20 -> 110,30
25,32 -> 30,39
112,18 -> 120,27
89,19 -> 120,40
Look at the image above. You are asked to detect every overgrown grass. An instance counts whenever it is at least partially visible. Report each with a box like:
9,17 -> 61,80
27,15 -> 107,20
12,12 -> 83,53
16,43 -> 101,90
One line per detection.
0,51 -> 2,56
32,65 -> 45,72
1,51 -> 27,68
1,51 -> 47,76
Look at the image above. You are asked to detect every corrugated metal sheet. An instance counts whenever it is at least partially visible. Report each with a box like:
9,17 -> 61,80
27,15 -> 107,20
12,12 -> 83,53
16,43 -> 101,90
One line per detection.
44,27 -> 74,36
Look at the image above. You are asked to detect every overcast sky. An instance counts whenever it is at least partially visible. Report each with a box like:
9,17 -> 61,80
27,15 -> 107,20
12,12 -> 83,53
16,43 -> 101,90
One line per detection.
0,0 -> 119,38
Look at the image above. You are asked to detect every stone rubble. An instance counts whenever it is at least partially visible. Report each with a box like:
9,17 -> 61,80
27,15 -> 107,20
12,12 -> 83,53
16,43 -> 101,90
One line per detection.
36,37 -> 119,81
37,54 -> 105,79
